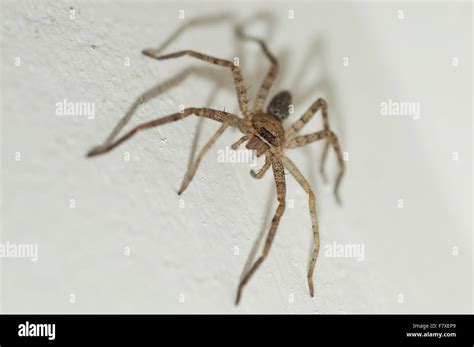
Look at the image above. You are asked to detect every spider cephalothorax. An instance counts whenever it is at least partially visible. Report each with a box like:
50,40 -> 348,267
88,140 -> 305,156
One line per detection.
245,91 -> 291,156
246,112 -> 285,156
87,27 -> 345,305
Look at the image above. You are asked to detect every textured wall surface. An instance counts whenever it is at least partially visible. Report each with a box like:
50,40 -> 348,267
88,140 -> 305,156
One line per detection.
1,0 -> 472,313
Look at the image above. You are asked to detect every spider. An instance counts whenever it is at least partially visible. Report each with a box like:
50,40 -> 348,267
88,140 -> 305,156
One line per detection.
87,27 -> 345,305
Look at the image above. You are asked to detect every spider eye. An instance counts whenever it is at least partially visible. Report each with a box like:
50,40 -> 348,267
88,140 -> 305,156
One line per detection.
267,90 -> 292,120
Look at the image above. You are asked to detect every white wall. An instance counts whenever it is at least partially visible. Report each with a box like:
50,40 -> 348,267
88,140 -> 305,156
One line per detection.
1,0 -> 471,313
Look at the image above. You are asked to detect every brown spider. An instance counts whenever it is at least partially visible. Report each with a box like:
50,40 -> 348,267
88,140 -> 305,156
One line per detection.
87,28 -> 345,305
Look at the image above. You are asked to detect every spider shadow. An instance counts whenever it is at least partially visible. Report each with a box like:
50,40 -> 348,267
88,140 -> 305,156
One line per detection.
238,35 -> 346,287
99,11 -> 239,153
186,11 -> 279,174
286,35 -> 346,275
145,12 -> 240,170
143,11 -> 284,286
288,36 -> 346,189
146,11 -> 279,180
239,184 -> 276,283
99,65 -> 235,150
95,11 -> 331,295
227,12 -> 290,284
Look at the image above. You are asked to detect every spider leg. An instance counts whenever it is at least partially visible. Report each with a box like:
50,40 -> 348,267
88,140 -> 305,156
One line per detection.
285,98 -> 335,182
231,135 -> 250,150
142,49 -> 250,119
250,154 -> 271,179
285,130 -> 345,204
236,27 -> 278,112
178,120 -> 231,195
86,108 -> 238,157
281,156 -> 319,297
285,98 -> 329,139
285,130 -> 330,148
235,158 -> 286,305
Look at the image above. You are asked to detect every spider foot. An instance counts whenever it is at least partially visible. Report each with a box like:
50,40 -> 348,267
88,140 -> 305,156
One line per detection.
307,277 -> 315,297
235,287 -> 243,306
142,48 -> 160,59
320,168 -> 328,183
177,181 -> 188,196
86,145 -> 109,157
